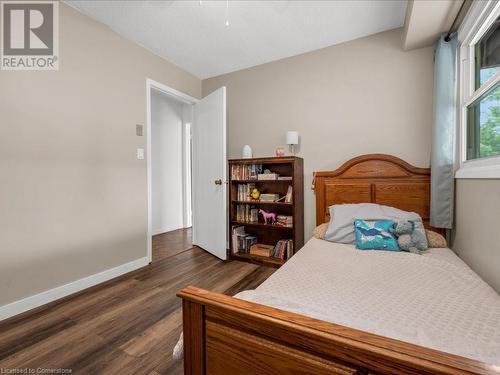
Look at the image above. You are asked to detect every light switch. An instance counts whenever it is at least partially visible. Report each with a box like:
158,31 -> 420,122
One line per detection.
136,124 -> 143,136
137,148 -> 144,160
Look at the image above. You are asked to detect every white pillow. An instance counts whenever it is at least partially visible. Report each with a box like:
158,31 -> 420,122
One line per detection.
324,203 -> 427,248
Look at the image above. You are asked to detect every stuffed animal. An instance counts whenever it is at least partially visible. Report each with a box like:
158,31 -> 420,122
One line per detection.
391,220 -> 427,254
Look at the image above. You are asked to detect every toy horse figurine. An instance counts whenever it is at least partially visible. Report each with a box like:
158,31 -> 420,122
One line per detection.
259,209 -> 276,225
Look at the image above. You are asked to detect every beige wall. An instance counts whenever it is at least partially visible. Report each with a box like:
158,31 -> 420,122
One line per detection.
0,4 -> 201,306
203,28 -> 434,239
453,180 -> 500,293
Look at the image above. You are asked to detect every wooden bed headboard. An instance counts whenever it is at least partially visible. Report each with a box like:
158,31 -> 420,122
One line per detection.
314,154 -> 434,229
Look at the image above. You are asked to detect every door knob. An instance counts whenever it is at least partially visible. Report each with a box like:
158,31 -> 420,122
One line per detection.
214,179 -> 223,185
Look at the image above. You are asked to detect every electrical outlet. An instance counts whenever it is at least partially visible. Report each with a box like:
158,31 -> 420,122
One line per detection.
137,148 -> 144,160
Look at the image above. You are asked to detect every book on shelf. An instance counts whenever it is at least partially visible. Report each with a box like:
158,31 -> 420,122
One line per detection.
231,226 -> 257,254
250,208 -> 259,223
259,193 -> 279,202
231,226 -> 245,254
276,215 -> 293,227
285,185 -> 293,203
231,164 -> 263,181
277,176 -> 292,181
257,173 -> 278,181
271,239 -> 294,260
243,236 -> 257,252
237,183 -> 256,201
236,204 -> 258,223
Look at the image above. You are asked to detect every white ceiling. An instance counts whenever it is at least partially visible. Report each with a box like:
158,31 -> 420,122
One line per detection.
66,0 -> 408,79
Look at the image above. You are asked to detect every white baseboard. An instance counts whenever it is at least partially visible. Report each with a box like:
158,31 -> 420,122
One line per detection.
152,225 -> 184,236
0,256 -> 150,322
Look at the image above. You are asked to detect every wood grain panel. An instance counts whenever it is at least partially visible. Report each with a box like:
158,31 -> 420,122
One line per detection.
182,300 -> 205,375
315,154 -> 430,179
374,182 -> 430,221
179,286 -> 497,375
314,154 -> 437,232
323,182 -> 372,223
325,183 -> 372,205
205,320 -> 356,375
340,160 -> 411,178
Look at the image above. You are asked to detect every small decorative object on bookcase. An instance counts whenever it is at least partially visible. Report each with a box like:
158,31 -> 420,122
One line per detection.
242,145 -> 253,159
251,188 -> 260,200
250,244 -> 273,257
275,147 -> 285,157
259,209 -> 276,225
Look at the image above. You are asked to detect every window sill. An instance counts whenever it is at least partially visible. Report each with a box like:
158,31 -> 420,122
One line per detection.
455,162 -> 500,179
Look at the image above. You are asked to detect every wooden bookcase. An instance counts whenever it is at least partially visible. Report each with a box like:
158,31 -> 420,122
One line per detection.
228,156 -> 304,267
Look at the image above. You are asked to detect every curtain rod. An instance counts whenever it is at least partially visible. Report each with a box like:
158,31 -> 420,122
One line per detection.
444,0 -> 467,42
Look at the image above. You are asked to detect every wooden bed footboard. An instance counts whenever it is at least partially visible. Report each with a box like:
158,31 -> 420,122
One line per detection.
177,286 -> 497,375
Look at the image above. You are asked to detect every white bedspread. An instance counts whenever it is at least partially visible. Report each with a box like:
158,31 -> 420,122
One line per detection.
235,238 -> 500,365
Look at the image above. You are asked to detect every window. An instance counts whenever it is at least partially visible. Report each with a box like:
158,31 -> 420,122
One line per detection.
466,83 -> 500,159
458,2 -> 500,177
475,16 -> 500,89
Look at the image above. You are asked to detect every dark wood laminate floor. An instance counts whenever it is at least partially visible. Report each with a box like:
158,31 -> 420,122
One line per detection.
0,228 -> 276,374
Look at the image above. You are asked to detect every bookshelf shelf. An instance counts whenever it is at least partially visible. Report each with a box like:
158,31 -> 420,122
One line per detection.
230,179 -> 293,183
229,156 -> 304,268
231,252 -> 286,267
231,200 -> 293,206
231,221 -> 294,230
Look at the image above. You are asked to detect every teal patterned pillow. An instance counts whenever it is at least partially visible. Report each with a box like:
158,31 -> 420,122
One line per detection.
354,219 -> 399,251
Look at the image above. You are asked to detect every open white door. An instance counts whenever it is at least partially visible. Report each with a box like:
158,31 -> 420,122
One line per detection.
192,87 -> 227,260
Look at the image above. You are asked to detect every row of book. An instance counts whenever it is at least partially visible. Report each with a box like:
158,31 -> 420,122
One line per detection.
236,206 -> 293,227
236,183 -> 256,201
231,226 -> 294,260
235,204 -> 258,223
231,226 -> 257,253
231,164 -> 263,181
272,239 -> 294,260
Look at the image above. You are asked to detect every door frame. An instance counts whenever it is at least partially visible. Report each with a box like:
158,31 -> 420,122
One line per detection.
146,78 -> 198,263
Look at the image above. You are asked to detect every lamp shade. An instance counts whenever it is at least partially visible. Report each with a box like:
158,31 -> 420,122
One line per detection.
286,131 -> 299,145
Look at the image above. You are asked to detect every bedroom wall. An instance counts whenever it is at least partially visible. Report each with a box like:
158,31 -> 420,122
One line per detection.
202,28 -> 434,239
453,180 -> 500,293
151,90 -> 185,235
0,3 -> 201,307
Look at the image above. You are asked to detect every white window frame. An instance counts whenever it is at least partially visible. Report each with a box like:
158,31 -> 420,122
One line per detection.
456,0 -> 500,179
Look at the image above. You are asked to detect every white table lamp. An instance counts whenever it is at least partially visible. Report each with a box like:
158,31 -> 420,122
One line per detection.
286,131 -> 299,155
